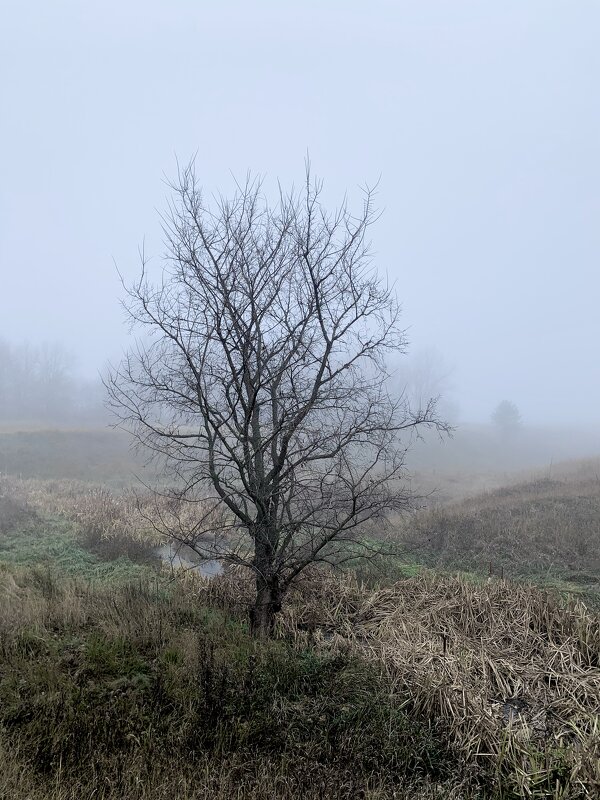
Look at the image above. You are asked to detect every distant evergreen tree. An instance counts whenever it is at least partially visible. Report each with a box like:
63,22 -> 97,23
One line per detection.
491,400 -> 522,436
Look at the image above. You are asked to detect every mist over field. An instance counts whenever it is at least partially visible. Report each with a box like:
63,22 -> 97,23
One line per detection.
2,4 -> 600,799
2,1 -> 599,429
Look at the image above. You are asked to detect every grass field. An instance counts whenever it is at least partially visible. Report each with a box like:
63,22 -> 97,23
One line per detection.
0,427 -> 151,487
2,422 -> 600,494
1,428 -> 600,797
0,557 -> 598,798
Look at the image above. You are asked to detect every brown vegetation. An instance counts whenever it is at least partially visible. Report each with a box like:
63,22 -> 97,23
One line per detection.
0,562 -> 598,798
403,459 -> 600,589
0,566 -> 460,800
1,461 -> 600,797
198,567 -> 600,798
1,475 -> 165,561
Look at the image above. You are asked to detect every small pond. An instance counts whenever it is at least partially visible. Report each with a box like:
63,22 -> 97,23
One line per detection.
155,544 -> 223,577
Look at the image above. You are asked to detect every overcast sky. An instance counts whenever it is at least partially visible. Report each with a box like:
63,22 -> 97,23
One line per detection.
1,1 -> 598,424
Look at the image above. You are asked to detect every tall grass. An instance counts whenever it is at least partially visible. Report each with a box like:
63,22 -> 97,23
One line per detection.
403,461 -> 600,587
0,479 -> 160,585
1,462 -> 600,797
201,567 -> 600,799
1,475 -> 160,549
2,563 -> 598,797
0,565 -> 460,800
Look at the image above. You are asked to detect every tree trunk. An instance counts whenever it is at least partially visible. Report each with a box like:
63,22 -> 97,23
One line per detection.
249,574 -> 282,638
249,524 -> 282,638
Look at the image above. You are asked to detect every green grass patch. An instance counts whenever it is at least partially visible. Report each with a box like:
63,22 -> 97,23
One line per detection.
0,513 -> 155,584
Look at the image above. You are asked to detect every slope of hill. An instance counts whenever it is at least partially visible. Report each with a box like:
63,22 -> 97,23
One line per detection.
402,458 -> 600,603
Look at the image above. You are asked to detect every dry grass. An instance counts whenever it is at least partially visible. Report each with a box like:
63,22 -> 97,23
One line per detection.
0,565 -> 465,800
0,474 -> 229,568
198,567 -> 600,799
2,461 -> 600,797
401,460 -> 600,589
0,475 -> 172,567
1,557 -> 598,797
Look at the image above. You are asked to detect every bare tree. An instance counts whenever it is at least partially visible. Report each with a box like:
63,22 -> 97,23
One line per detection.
106,162 -> 447,636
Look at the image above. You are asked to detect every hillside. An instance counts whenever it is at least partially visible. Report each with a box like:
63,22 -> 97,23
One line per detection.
401,458 -> 600,604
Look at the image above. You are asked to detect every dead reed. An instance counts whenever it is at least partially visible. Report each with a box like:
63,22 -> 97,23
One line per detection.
196,567 -> 600,799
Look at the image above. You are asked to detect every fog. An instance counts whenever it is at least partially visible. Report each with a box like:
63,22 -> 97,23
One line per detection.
1,1 -> 599,433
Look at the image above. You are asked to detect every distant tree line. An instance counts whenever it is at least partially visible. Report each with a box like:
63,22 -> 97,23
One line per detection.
0,338 -> 107,425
